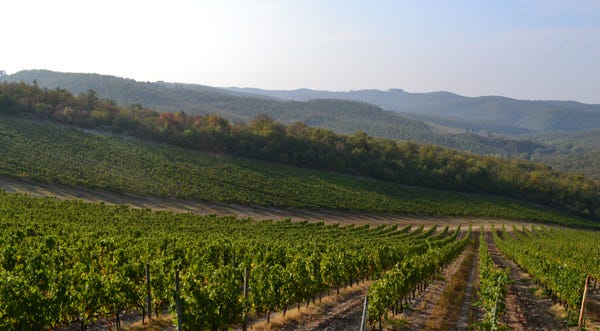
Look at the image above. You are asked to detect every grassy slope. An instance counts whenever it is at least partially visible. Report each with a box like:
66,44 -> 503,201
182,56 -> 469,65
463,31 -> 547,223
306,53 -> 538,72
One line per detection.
0,115 -> 593,227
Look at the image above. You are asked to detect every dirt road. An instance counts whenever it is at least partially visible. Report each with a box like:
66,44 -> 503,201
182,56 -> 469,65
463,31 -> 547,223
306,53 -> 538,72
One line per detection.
0,175 -> 532,229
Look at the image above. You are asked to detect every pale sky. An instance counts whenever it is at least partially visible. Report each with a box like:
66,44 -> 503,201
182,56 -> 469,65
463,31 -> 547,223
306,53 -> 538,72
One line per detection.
2,0 -> 600,103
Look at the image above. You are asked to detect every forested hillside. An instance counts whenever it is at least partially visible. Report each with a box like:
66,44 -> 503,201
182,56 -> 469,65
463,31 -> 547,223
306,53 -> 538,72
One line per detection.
0,70 -> 543,157
229,87 -> 600,134
529,130 -> 600,181
1,81 -> 598,220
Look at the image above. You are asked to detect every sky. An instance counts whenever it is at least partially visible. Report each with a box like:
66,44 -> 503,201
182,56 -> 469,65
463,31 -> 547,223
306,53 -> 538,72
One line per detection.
2,0 -> 600,103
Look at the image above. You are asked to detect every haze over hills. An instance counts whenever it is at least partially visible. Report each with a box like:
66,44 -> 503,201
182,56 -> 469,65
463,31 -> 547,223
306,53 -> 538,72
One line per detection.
227,87 -> 600,134
0,69 -> 544,157
3,69 -> 600,180
7,69 -> 600,135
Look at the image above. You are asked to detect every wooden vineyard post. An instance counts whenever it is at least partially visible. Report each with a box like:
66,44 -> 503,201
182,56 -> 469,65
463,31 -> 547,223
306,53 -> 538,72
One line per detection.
146,263 -> 152,321
360,295 -> 368,331
243,267 -> 250,331
578,275 -> 590,328
175,270 -> 182,331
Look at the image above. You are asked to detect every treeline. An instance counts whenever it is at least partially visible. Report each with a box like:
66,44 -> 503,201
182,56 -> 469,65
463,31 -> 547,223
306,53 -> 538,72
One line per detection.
0,81 -> 598,219
1,70 -> 544,158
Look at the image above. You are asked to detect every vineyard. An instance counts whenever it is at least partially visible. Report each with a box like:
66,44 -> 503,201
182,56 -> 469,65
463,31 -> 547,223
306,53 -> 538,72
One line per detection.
0,191 -> 470,330
2,114 -> 600,330
494,226 -> 600,325
476,230 -> 509,329
0,115 -> 592,227
2,189 -> 600,330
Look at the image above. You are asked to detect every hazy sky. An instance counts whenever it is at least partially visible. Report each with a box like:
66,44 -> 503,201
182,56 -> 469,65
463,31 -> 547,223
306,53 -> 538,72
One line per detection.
2,0 -> 600,103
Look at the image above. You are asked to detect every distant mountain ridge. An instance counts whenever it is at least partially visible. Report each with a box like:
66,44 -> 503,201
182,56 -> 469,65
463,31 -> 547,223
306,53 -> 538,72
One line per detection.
227,87 -> 600,134
227,87 -> 465,110
7,70 -> 600,135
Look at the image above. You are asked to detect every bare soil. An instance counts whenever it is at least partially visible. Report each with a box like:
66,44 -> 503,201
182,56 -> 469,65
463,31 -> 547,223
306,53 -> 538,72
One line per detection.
456,240 -> 481,331
240,282 -> 369,331
279,286 -> 367,331
395,242 -> 473,330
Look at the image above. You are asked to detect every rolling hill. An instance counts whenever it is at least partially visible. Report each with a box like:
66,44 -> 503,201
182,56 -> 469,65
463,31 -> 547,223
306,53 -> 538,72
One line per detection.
0,70 -> 543,157
3,69 -> 600,180
528,129 -> 600,181
0,81 -> 599,221
228,87 -> 600,134
0,114 -> 593,228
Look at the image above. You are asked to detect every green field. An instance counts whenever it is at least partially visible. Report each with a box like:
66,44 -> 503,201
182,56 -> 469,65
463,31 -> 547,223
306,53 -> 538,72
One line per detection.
0,115 -> 593,227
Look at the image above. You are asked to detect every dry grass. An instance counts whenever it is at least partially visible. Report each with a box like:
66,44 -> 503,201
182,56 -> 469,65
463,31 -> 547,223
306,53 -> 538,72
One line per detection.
249,282 -> 370,331
424,244 -> 475,330
123,314 -> 174,331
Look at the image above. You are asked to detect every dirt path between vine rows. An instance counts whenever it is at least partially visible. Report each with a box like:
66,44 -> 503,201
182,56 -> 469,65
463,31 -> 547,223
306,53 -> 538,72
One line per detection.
485,232 -> 566,331
456,241 -> 481,330
279,286 -> 368,331
238,282 -> 369,331
396,240 -> 473,330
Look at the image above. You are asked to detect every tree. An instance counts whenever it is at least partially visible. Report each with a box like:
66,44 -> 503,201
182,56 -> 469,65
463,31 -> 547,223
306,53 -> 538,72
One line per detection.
0,70 -> 6,77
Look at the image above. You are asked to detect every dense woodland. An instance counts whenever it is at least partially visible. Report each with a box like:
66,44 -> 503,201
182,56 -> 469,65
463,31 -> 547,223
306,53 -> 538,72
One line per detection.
0,81 -> 599,219
528,130 -> 600,181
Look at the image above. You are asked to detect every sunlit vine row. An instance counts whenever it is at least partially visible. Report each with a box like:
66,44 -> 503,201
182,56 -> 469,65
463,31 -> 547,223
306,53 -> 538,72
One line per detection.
0,191 -> 457,330
493,226 -> 600,318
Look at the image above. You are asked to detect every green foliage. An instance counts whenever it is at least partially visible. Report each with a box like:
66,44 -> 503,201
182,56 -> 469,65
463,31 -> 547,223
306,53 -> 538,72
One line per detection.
367,227 -> 471,324
477,230 -> 510,329
228,87 -> 600,134
0,191 -> 456,330
4,71 -> 600,195
0,70 -> 562,162
0,115 -> 592,226
494,226 -> 599,314
0,81 -> 599,220
529,130 -> 600,181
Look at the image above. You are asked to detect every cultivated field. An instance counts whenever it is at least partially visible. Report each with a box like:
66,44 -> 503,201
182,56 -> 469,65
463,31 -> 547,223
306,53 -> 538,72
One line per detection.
2,176 -> 599,330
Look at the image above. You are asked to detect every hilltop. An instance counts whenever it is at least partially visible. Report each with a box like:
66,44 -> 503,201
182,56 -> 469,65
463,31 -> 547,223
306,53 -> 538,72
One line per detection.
228,87 -> 600,134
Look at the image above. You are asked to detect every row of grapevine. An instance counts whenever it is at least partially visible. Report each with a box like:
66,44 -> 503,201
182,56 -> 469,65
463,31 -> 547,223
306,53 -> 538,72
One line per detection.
0,191 -> 457,330
367,226 -> 471,328
493,226 -> 599,319
477,230 -> 509,329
